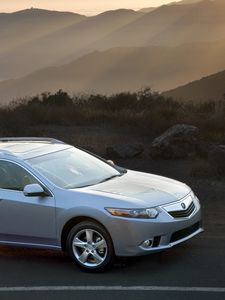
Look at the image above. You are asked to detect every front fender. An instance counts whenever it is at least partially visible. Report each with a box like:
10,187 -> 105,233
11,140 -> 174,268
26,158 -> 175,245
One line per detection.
56,205 -> 111,244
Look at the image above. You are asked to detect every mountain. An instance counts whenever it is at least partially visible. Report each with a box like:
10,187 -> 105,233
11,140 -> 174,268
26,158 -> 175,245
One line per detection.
164,70 -> 225,102
1,1 -> 225,80
0,0 -> 225,100
0,8 -> 86,52
139,0 -> 202,13
177,0 -> 205,4
138,7 -> 156,13
0,9 -> 142,79
0,39 -> 225,103
95,0 -> 225,49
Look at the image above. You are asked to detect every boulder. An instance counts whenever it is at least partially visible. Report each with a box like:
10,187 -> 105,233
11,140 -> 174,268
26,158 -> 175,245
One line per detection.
208,145 -> 225,175
150,124 -> 200,159
106,143 -> 144,159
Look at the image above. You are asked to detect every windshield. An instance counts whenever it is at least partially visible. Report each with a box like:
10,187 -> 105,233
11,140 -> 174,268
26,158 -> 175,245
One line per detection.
27,147 -> 122,189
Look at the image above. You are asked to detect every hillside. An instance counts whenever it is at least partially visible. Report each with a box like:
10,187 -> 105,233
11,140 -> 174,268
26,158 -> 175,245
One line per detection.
138,7 -> 155,13
0,39 -> 225,103
0,9 -> 142,79
1,1 -> 225,80
0,8 -> 86,52
139,0 -> 202,13
176,0 -> 203,4
96,0 -> 225,49
164,69 -> 225,102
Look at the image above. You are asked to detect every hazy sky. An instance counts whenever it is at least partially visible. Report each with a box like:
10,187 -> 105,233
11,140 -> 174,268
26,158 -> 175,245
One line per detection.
0,0 -> 177,14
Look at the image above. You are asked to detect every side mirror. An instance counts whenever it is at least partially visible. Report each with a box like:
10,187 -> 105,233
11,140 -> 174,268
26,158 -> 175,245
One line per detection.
23,184 -> 46,197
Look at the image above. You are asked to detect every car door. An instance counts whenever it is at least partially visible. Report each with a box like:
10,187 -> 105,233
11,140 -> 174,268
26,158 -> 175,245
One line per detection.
0,159 -> 57,247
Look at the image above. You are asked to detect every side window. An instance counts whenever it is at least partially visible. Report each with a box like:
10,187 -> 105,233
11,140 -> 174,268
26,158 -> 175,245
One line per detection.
0,160 -> 38,191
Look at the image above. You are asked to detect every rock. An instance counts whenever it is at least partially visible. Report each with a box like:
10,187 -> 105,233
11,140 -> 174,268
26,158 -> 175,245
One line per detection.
150,124 -> 200,159
195,141 -> 212,158
106,143 -> 144,159
208,145 -> 225,175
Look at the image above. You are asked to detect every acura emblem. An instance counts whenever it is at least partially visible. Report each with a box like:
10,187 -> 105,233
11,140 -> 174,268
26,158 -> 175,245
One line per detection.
181,203 -> 186,210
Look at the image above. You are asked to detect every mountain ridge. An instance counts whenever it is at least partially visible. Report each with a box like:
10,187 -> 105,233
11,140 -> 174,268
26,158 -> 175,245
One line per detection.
0,8 -> 142,79
1,0 -> 225,80
163,69 -> 225,101
0,1 -> 224,103
0,8 -> 86,54
0,39 -> 225,103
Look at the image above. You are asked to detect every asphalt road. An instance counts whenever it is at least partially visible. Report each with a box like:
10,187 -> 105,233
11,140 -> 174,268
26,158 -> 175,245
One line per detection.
0,160 -> 225,300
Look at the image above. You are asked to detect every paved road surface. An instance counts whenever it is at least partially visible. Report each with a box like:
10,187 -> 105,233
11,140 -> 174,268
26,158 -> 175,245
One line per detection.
0,217 -> 224,299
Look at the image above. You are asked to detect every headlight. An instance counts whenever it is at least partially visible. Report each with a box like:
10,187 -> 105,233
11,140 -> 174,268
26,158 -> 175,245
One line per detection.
105,207 -> 159,219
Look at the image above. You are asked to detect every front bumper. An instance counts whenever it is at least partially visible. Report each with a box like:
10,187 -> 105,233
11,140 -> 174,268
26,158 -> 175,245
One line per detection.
107,199 -> 203,256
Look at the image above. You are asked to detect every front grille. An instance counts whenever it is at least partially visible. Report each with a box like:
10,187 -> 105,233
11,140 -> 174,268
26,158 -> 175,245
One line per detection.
170,222 -> 200,243
168,201 -> 195,218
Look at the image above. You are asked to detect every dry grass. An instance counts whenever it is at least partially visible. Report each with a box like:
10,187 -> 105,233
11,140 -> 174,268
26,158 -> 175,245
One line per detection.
0,89 -> 225,145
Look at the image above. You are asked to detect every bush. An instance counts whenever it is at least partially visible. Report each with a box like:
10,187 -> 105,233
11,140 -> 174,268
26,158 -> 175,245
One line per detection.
0,89 -> 224,142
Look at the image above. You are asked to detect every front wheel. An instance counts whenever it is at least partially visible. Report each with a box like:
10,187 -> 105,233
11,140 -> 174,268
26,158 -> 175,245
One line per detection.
66,221 -> 114,272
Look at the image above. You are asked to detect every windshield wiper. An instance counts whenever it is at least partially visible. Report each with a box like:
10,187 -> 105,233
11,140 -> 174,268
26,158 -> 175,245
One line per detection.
70,174 -> 124,189
97,174 -> 123,184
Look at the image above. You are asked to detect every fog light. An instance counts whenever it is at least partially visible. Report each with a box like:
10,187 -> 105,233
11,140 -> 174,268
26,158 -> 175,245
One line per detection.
141,239 -> 153,248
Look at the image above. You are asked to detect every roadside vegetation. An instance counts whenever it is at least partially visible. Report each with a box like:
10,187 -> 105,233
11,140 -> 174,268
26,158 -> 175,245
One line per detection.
0,88 -> 224,143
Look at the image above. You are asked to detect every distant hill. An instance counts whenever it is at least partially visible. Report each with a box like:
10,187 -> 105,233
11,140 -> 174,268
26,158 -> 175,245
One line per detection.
0,0 -> 225,101
177,0 -> 204,4
1,1 -> 225,80
0,9 -> 142,79
138,7 -> 155,13
96,0 -> 225,49
0,39 -> 225,103
164,70 -> 225,102
0,8 -> 86,52
139,0 -> 202,13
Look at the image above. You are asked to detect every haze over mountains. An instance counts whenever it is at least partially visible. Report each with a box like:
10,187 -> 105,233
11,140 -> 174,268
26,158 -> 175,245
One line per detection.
129,0 -> 202,13
0,9 -> 142,79
1,39 -> 225,102
138,7 -> 156,13
176,0 -> 202,4
0,0 -> 224,103
0,9 -> 86,53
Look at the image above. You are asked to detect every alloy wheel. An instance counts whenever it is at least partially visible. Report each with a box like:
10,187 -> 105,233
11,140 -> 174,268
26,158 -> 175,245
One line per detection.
72,228 -> 108,268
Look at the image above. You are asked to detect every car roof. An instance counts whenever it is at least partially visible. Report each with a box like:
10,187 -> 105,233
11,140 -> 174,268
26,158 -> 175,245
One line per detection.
0,138 -> 72,160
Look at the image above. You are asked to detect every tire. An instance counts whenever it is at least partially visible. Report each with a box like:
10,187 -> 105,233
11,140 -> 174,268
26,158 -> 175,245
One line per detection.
66,221 -> 114,272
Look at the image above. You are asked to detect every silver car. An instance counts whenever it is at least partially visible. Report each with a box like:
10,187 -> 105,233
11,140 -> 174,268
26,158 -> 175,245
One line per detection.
0,138 -> 203,271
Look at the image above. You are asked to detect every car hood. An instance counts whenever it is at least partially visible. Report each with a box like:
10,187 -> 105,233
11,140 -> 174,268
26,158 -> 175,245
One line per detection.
86,170 -> 191,207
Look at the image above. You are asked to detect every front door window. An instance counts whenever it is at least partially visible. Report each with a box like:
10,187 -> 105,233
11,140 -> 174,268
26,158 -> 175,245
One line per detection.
0,160 -> 38,191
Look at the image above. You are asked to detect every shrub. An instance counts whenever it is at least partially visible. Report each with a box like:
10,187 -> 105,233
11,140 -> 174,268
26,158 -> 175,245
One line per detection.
0,89 -> 224,142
